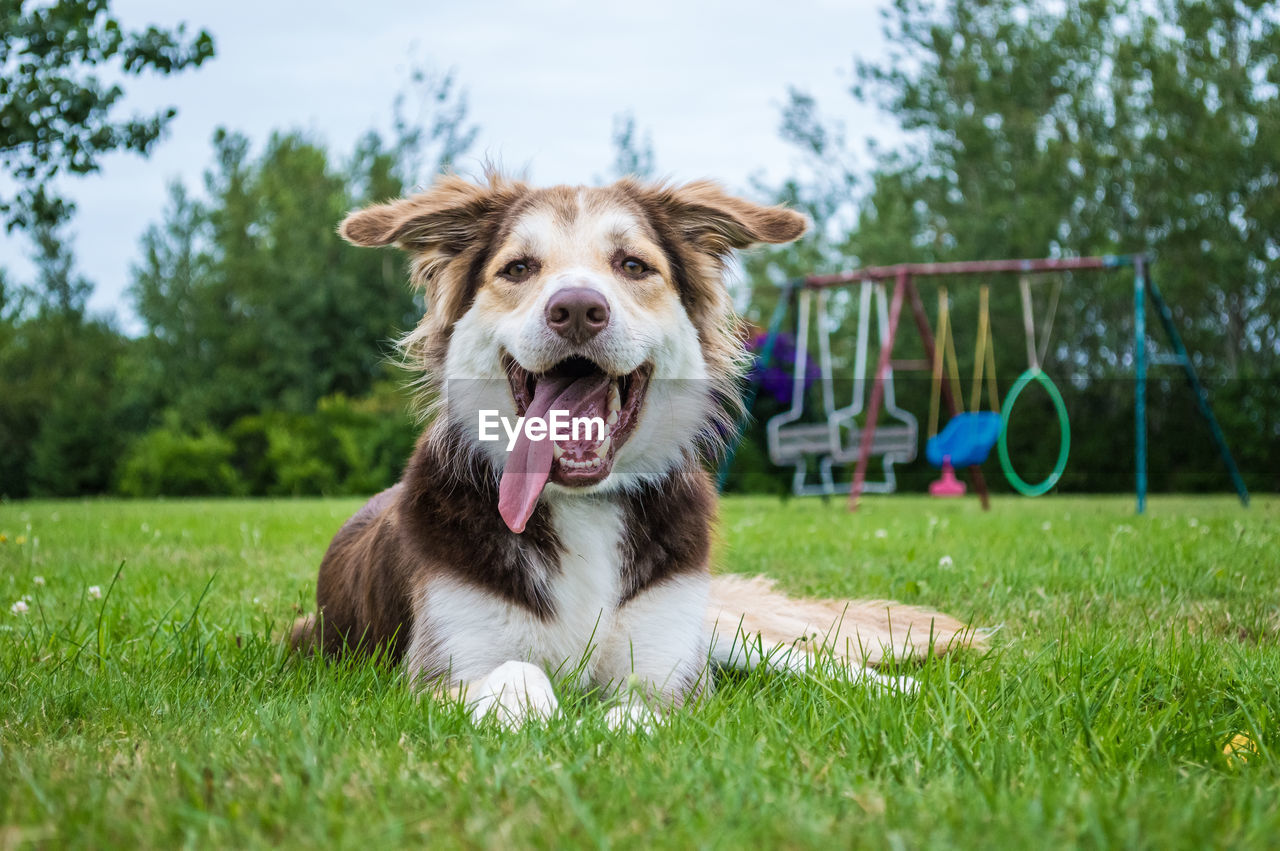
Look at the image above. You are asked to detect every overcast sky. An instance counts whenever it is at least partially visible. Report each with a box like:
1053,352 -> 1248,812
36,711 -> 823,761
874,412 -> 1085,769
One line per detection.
0,0 -> 898,326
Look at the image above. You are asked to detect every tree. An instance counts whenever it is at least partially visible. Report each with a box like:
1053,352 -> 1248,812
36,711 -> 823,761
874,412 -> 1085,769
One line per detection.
0,226 -> 133,497
0,1 -> 213,496
391,68 -> 478,187
130,68 -> 478,428
129,131 -> 409,426
818,0 -> 1280,378
0,0 -> 214,231
733,0 -> 1280,494
25,219 -> 93,318
609,112 -> 656,180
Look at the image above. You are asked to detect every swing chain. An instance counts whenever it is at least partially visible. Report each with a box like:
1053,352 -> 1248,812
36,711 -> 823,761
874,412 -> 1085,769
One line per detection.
929,284 -> 999,441
928,287 -> 964,439
971,285 -> 999,413
1019,274 -> 1064,372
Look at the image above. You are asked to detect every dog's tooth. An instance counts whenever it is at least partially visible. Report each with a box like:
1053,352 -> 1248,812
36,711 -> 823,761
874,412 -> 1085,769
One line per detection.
552,443 -> 564,459
597,434 -> 611,457
607,410 -> 618,427
608,381 -> 621,414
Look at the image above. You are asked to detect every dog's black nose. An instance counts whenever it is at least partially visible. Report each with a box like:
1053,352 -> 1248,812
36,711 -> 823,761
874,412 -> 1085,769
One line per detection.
545,287 -> 610,344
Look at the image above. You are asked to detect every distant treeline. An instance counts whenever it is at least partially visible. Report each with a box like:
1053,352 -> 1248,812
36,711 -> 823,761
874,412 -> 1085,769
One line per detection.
2,0 -> 1277,499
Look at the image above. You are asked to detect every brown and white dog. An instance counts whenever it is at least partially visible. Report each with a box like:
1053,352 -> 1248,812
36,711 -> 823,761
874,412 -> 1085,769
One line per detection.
293,173 -> 979,729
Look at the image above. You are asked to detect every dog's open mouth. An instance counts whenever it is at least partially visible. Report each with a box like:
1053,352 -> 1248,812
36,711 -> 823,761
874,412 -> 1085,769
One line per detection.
498,354 -> 651,533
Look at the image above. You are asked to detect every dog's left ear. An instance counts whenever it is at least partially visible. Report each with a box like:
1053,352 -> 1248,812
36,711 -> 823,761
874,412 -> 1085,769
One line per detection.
647,181 -> 808,254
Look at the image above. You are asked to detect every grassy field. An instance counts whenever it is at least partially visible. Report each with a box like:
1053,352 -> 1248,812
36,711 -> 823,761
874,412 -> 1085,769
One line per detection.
1,494 -> 1277,848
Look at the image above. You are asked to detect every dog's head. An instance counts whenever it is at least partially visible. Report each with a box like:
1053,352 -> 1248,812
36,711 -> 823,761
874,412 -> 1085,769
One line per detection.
341,173 -> 806,531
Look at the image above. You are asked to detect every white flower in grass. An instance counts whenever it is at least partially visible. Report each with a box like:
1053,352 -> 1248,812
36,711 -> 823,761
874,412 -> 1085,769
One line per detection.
33,576 -> 45,587
10,600 -> 28,615
938,555 -> 954,569
1041,521 -> 1052,531
874,529 -> 888,539
88,585 -> 102,600
1188,517 -> 1199,528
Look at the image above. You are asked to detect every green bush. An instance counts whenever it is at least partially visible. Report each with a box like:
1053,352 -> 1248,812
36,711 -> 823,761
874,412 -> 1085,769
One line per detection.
319,388 -> 418,494
112,382 -> 418,499
218,383 -> 417,497
260,412 -> 342,496
117,424 -> 244,497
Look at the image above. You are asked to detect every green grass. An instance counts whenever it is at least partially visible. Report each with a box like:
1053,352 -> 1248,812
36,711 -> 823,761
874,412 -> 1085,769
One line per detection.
1,495 -> 1277,849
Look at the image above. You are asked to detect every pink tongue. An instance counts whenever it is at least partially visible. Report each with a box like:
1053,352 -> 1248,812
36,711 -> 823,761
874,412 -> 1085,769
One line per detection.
498,372 -> 610,533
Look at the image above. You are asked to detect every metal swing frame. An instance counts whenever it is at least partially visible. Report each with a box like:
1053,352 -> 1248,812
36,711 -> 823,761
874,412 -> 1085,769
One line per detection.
724,254 -> 1249,515
800,255 -> 1250,513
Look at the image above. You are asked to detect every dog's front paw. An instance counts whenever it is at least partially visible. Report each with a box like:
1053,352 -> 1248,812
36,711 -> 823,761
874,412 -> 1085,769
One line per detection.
604,700 -> 661,733
849,665 -> 919,696
470,661 -> 559,729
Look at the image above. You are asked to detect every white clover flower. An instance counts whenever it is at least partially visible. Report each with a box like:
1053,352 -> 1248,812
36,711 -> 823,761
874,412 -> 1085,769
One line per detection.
33,576 -> 45,587
874,529 -> 888,539
939,555 -> 954,569
10,600 -> 28,615
1041,521 -> 1052,531
88,585 -> 103,600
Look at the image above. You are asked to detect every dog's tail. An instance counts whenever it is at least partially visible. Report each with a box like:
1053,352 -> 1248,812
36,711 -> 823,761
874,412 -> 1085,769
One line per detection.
288,614 -> 319,654
705,574 -> 985,673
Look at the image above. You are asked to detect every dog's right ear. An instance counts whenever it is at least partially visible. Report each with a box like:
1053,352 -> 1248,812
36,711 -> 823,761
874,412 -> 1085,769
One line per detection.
339,174 -> 526,256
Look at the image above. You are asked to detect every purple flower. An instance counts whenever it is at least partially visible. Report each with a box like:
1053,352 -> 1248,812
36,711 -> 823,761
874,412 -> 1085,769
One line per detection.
747,332 -> 820,405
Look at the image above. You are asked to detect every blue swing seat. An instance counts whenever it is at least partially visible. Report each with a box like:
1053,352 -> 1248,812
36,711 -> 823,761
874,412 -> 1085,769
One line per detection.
926,412 -> 1003,468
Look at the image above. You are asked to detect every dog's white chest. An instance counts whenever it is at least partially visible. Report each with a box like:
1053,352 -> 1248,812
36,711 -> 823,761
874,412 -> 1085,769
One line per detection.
539,497 -> 625,675
412,497 -> 626,684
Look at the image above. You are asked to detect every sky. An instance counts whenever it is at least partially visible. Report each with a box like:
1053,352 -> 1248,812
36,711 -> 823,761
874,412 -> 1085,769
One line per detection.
0,0 -> 899,327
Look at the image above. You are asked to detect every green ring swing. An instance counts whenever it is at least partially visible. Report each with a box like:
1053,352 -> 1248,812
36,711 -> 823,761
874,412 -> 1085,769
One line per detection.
998,368 -> 1070,496
997,276 -> 1071,496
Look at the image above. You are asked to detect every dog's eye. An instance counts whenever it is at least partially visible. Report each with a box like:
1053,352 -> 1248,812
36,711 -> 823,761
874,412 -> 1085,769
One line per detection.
620,257 -> 649,278
499,259 -> 535,282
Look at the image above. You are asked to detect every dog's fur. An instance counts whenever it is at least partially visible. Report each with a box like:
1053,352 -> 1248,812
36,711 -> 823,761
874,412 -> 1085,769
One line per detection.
293,173 -> 981,728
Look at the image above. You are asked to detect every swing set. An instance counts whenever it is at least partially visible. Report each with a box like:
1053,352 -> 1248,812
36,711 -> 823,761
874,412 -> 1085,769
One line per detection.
721,254 -> 1250,514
